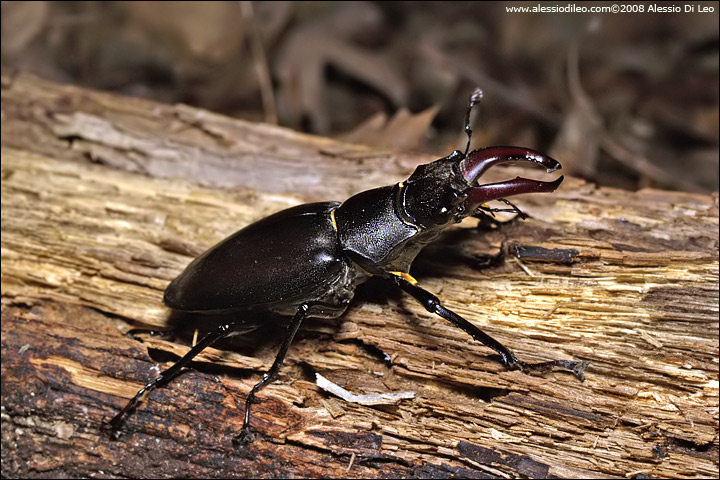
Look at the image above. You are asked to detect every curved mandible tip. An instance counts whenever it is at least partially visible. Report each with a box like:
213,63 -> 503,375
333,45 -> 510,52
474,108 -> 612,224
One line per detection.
464,175 -> 564,206
460,147 -> 562,183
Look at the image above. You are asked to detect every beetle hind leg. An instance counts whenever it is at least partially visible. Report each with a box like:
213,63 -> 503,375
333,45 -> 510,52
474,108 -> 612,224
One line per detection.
389,273 -> 588,381
107,321 -> 238,437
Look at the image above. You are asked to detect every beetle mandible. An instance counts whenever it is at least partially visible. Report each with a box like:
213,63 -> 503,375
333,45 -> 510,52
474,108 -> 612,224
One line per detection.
109,89 -> 588,444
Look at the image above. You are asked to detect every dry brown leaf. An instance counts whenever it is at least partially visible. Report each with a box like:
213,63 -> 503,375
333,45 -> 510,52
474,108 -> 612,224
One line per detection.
1,1 -> 49,57
274,2 -> 407,133
550,41 -> 604,179
123,1 -> 244,63
339,105 -> 439,152
338,111 -> 389,145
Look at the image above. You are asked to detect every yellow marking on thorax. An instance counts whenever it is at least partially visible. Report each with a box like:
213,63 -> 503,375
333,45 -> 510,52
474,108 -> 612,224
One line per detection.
389,271 -> 418,285
330,209 -> 338,231
395,181 -> 421,230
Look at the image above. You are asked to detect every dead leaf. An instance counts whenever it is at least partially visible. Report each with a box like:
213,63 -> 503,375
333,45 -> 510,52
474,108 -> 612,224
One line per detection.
123,2 -> 244,63
339,105 -> 439,152
274,2 -> 407,133
550,40 -> 604,179
1,1 -> 49,57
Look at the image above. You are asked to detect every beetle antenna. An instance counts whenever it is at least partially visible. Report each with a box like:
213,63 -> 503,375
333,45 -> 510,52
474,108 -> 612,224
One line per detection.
463,88 -> 484,156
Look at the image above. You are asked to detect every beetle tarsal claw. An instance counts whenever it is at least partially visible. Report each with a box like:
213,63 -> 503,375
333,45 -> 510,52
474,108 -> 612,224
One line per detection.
233,427 -> 255,446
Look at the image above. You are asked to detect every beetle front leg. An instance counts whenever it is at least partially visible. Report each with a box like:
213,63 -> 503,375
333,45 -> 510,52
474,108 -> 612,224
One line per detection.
389,274 -> 588,381
234,303 -> 310,445
473,197 -> 529,226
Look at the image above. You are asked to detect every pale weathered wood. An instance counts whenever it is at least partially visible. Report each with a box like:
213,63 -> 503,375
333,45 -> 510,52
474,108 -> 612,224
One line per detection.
2,73 -> 718,478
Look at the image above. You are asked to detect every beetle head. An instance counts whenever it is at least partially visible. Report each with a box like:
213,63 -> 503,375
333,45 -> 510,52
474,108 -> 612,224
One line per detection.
401,146 -> 563,229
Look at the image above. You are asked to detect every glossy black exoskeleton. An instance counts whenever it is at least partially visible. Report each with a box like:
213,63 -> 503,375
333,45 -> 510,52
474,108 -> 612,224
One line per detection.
109,89 -> 588,444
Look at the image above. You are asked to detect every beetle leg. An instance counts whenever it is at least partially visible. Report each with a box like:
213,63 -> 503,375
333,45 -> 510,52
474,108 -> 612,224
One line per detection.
475,198 -> 528,219
389,274 -> 589,381
473,198 -> 529,230
234,303 -> 310,445
107,321 -> 237,437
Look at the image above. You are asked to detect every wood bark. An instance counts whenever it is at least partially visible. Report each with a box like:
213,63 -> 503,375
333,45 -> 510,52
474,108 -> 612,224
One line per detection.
2,72 -> 718,478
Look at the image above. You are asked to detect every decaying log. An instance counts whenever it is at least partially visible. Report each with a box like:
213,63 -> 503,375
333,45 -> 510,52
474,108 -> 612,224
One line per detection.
2,73 -> 718,478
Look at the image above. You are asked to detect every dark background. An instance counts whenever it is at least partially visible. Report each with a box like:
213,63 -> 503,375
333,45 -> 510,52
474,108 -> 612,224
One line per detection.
3,0 -> 718,192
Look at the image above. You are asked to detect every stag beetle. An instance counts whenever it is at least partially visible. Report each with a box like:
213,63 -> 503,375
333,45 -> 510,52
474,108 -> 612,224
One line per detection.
109,89 -> 588,444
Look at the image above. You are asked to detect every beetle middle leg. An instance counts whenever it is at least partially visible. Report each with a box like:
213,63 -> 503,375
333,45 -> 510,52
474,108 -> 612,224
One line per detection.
389,273 -> 588,381
233,303 -> 311,445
